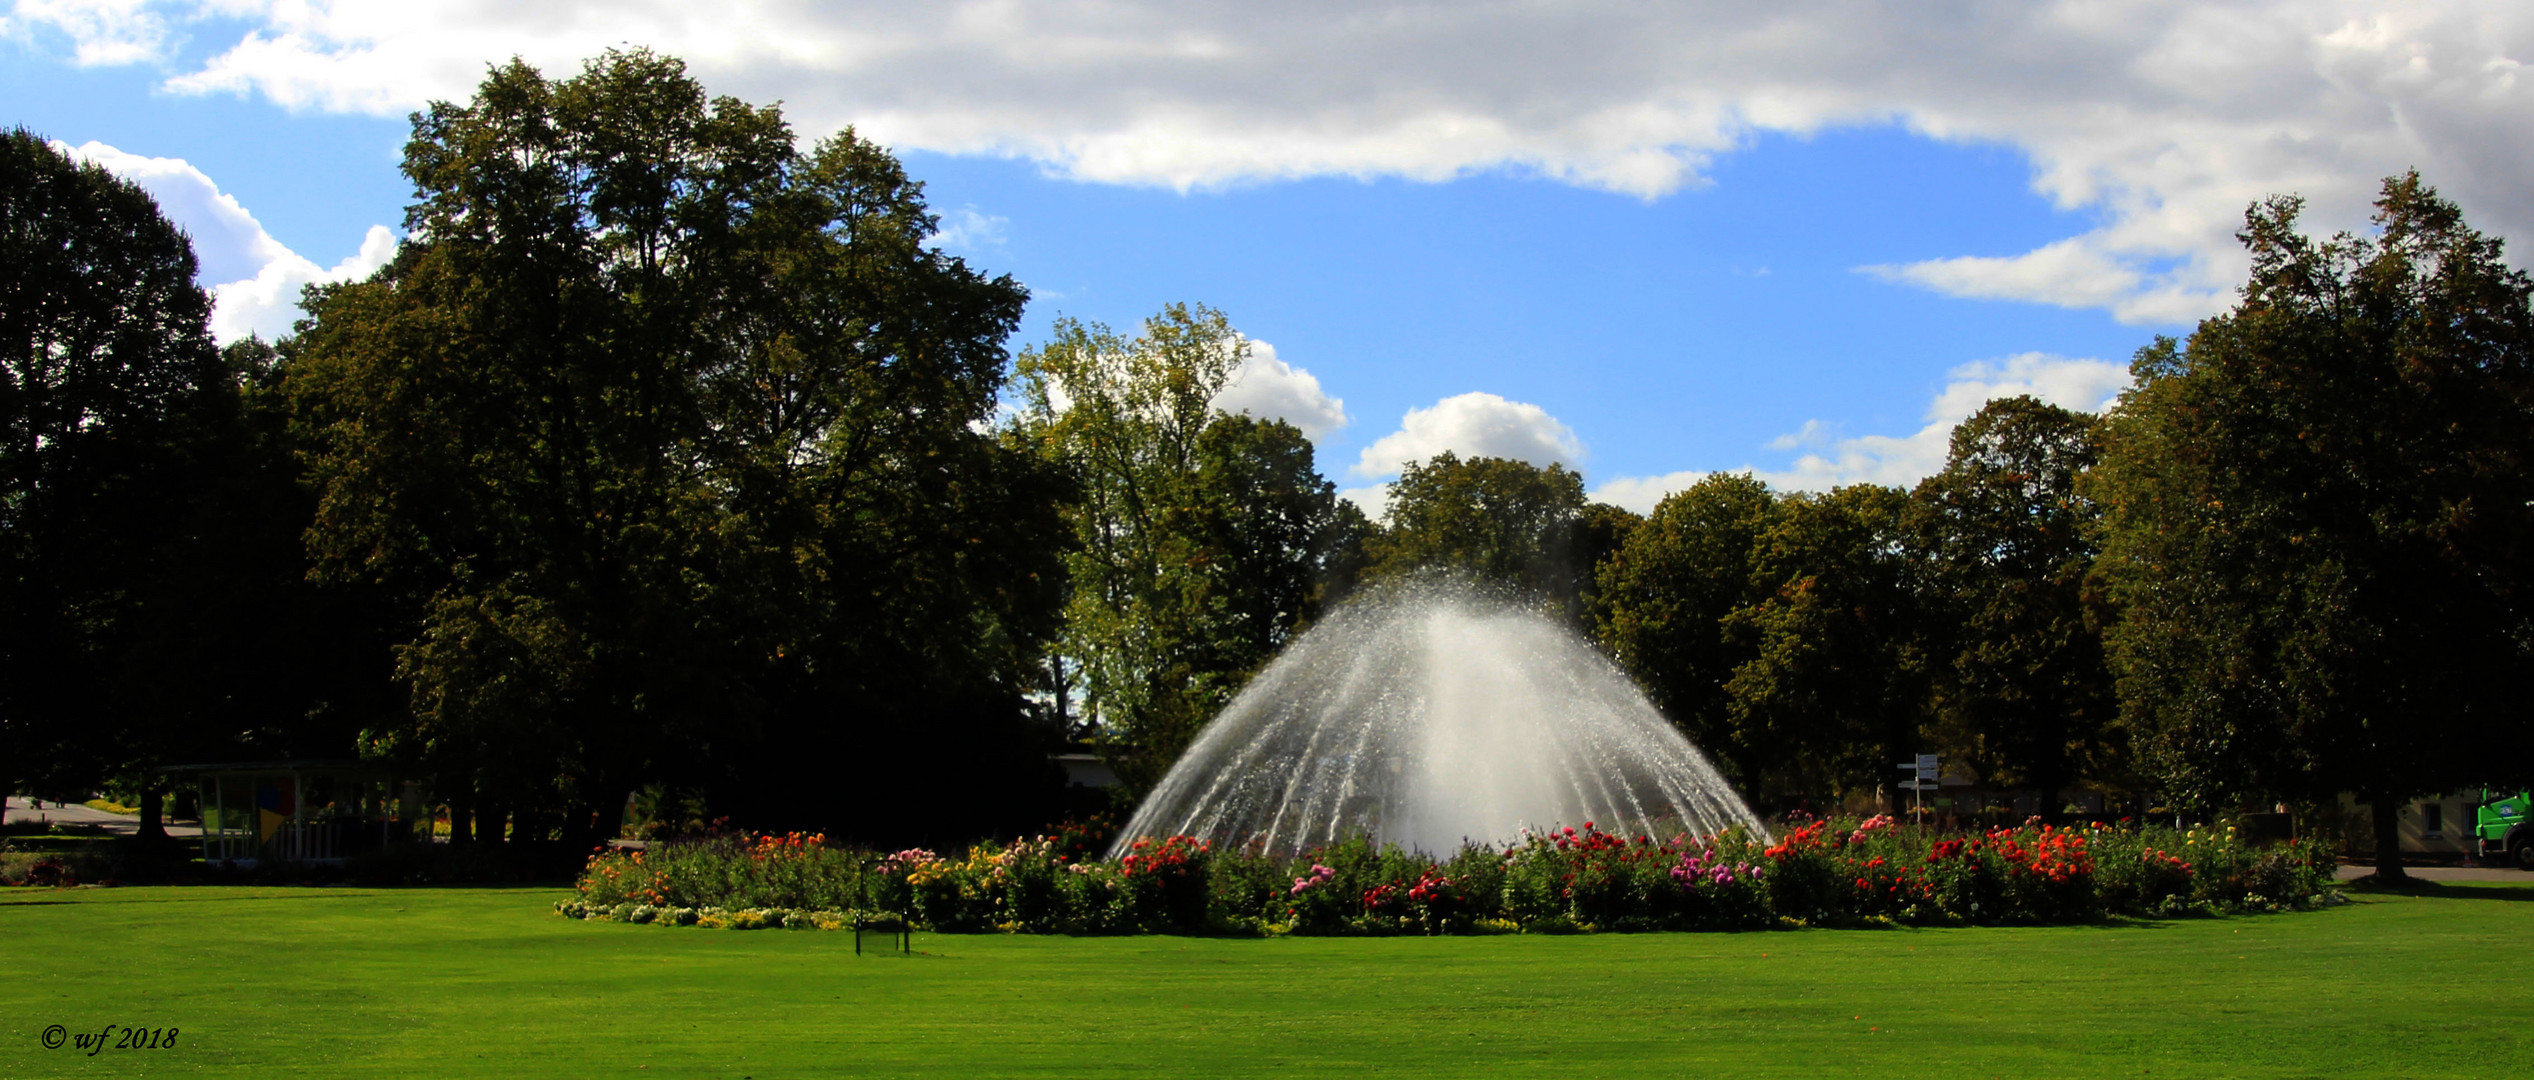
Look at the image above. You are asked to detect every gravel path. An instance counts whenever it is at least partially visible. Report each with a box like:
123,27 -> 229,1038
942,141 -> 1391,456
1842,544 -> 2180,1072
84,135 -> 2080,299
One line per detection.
2,795 -> 202,837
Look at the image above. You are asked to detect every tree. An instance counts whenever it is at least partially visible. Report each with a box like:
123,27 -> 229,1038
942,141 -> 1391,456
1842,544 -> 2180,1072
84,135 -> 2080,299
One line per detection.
1194,413 -> 1371,662
1595,472 -> 1782,783
1909,396 -> 2122,813
1724,484 -> 1927,803
1,128 -> 225,808
111,336 -> 406,837
1014,304 -> 1360,789
1367,452 -> 1620,617
2092,174 -> 2534,877
290,51 -> 1067,844
696,128 -> 1072,841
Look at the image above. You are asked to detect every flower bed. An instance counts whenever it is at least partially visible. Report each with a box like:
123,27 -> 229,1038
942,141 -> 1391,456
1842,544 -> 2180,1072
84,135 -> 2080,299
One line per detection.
561,817 -> 2341,934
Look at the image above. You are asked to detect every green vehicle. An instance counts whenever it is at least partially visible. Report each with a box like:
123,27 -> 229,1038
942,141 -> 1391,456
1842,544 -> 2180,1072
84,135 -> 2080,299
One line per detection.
2477,791 -> 2534,870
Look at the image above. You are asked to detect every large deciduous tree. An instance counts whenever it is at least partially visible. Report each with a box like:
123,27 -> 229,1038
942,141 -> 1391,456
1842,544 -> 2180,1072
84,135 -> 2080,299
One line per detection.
1910,396 -> 2122,813
290,51 -> 1067,845
1367,452 -> 1622,618
1014,304 -> 1362,790
2,128 -> 224,807
1725,484 -> 1927,804
1594,472 -> 1782,784
4,134 -> 404,836
2092,174 -> 2534,877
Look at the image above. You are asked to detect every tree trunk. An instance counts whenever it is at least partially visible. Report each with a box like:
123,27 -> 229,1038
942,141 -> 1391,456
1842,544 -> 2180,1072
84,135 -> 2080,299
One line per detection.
448,798 -> 474,846
137,783 -> 167,840
560,765 -> 615,852
2371,795 -> 2407,881
2032,767 -> 2073,828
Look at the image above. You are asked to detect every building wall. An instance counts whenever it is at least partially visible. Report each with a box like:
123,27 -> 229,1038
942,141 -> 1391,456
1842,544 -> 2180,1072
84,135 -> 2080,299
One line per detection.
2338,792 -> 2483,856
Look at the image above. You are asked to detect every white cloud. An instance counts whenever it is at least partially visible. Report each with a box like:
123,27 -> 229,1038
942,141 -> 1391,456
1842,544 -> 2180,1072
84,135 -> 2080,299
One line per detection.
1337,484 -> 1389,520
1764,419 -> 1829,453
1210,340 -> 1348,442
1751,352 -> 2131,492
16,2 -> 2534,324
1589,352 -> 2130,506
1589,470 -> 1711,515
55,139 -> 290,285
55,140 -> 399,343
208,223 -> 399,342
1350,392 -> 1584,481
928,206 -> 1008,252
2,0 -> 172,65
1922,352 -> 2131,425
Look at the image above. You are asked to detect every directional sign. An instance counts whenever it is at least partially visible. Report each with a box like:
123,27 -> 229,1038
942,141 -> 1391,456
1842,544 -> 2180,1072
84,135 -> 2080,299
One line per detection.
1916,754 -> 1939,781
1896,780 -> 1940,791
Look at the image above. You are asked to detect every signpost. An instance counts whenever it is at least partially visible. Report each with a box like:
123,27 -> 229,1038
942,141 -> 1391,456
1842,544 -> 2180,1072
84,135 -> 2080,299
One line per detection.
1896,754 -> 1940,827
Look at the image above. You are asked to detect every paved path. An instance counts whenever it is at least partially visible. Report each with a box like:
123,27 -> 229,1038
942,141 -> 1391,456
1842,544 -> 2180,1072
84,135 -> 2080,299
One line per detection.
3,795 -> 201,837
2334,863 -> 2534,882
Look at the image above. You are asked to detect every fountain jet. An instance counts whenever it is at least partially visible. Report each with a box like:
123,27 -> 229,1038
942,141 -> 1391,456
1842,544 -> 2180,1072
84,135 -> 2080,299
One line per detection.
1110,577 -> 1767,857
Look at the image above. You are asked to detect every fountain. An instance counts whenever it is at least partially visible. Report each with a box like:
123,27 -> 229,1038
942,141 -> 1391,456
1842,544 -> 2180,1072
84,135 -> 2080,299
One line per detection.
1110,576 -> 1767,858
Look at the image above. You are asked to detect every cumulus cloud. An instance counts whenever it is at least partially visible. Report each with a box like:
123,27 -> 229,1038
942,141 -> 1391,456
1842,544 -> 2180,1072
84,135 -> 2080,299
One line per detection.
2,0 -> 173,65
208,223 -> 400,342
1862,239 -> 2215,325
1590,470 -> 1710,515
56,140 -> 399,343
1339,390 -> 1585,521
1350,392 -> 1584,481
15,2 -> 2534,324
1211,340 -> 1348,442
1589,352 -> 2130,507
1764,420 -> 1829,453
928,206 -> 1009,252
1754,352 -> 2131,492
1337,484 -> 1390,521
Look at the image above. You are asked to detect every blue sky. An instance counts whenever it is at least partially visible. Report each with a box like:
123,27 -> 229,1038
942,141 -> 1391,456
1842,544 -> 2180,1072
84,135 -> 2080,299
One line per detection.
8,1 -> 2529,512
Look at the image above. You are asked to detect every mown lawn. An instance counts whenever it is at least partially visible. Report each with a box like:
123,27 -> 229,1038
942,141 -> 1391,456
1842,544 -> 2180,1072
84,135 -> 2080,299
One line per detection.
2,881 -> 2528,1078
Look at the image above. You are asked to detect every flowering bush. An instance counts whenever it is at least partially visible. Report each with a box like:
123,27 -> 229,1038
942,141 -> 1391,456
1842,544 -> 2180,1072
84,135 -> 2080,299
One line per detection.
1117,835 -> 1212,932
1760,820 -> 1847,922
1053,861 -> 1131,934
1279,862 -> 1350,933
567,817 -> 2341,935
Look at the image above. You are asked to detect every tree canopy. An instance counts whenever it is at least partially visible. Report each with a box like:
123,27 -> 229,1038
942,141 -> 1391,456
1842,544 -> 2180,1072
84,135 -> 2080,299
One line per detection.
1911,396 -> 2122,804
1594,472 -> 1782,781
1722,484 -> 1927,800
2093,174 -> 2534,871
2,128 -> 224,803
1013,303 -> 1363,790
289,51 -> 1067,844
1366,452 -> 1624,619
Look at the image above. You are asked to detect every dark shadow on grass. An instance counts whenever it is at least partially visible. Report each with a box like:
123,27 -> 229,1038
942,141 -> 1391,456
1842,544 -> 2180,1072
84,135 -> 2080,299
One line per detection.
2345,878 -> 2534,903
374,881 -> 577,890
2069,917 -> 2189,931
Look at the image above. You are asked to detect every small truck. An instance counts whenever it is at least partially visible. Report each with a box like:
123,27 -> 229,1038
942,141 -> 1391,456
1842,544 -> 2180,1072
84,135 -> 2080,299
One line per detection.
2477,791 -> 2534,870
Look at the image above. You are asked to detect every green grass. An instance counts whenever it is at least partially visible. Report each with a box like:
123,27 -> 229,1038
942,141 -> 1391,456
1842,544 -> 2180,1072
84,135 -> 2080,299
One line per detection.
3,882 -> 2529,1078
